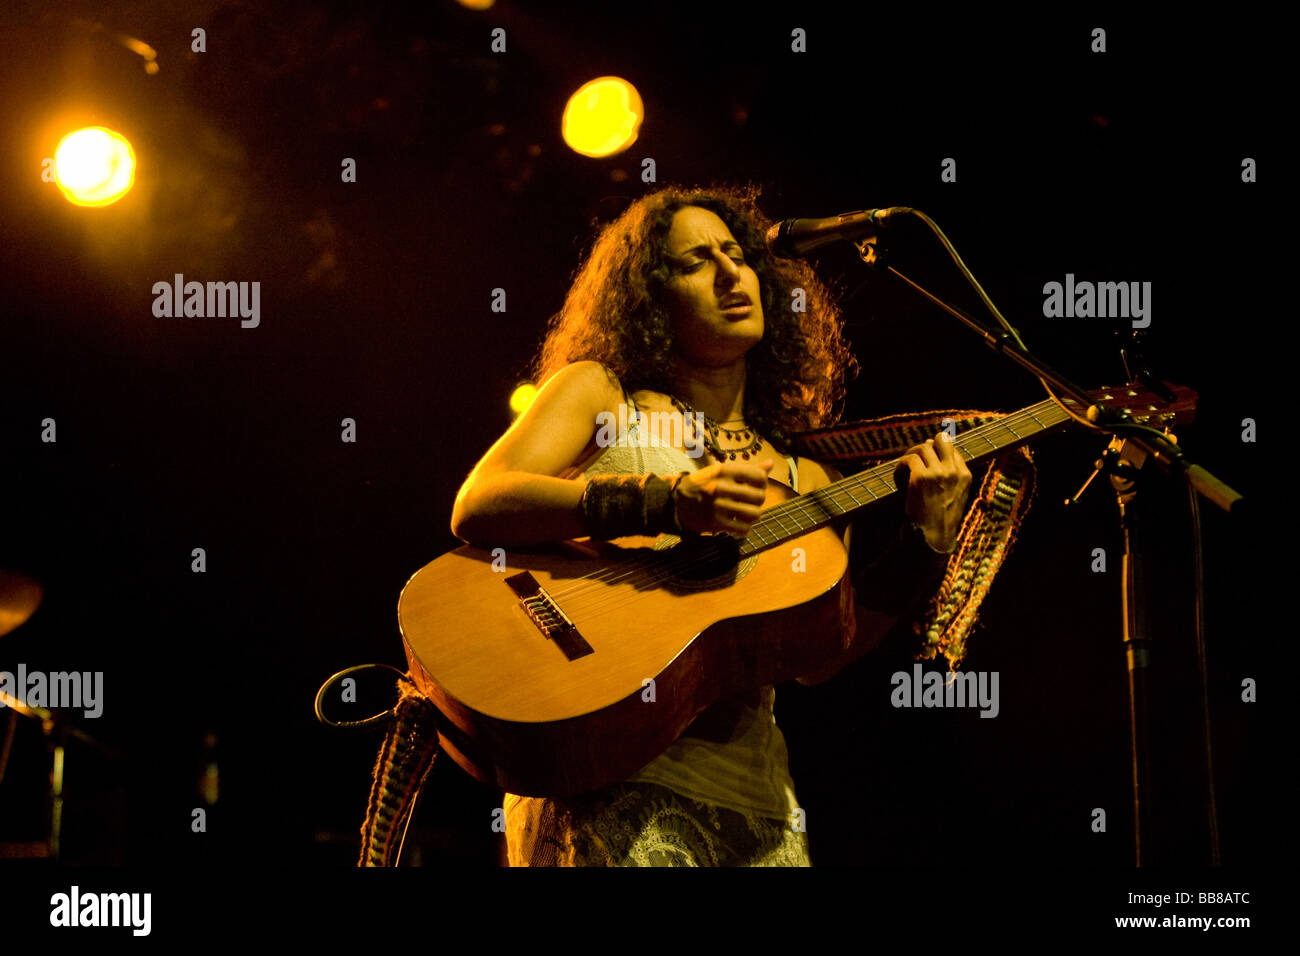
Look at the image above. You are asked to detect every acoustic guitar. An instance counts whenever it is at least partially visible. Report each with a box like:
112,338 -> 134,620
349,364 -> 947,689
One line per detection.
398,384 -> 1195,797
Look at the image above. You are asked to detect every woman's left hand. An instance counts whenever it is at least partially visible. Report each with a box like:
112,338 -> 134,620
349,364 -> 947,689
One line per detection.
895,431 -> 973,552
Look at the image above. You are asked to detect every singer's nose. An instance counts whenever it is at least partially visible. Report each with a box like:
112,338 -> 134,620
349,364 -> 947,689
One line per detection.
713,250 -> 742,283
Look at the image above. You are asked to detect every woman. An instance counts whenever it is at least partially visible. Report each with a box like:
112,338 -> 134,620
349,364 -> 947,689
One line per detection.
450,184 -> 972,866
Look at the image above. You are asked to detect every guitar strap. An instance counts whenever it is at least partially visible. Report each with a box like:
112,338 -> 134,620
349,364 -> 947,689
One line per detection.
791,409 -> 1037,670
357,676 -> 440,867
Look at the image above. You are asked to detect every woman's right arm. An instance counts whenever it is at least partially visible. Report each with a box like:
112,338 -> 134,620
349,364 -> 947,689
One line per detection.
449,360 -> 623,548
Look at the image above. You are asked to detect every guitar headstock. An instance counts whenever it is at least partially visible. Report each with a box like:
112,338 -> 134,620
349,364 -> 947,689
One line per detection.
1061,382 -> 1198,428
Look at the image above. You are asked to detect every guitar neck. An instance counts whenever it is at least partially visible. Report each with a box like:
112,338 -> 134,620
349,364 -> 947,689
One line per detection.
738,397 -> 1072,557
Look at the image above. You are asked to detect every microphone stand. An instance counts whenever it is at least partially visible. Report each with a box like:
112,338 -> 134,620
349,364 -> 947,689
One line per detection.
854,233 -> 1244,865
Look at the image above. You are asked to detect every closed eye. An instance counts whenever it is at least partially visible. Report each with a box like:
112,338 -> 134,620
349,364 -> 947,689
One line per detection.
674,248 -> 746,271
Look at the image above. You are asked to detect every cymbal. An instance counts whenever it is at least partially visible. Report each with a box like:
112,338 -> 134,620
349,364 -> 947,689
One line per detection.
0,570 -> 43,638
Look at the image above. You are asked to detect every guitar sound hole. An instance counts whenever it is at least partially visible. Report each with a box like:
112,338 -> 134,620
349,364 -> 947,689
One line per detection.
652,534 -> 758,592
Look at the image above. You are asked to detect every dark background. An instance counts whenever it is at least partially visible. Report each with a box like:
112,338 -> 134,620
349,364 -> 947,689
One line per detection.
0,0 -> 1271,895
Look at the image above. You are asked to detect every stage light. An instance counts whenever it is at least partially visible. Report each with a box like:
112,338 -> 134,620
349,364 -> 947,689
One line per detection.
456,0 -> 495,8
562,77 -> 643,158
509,383 -> 538,416
53,127 -> 135,207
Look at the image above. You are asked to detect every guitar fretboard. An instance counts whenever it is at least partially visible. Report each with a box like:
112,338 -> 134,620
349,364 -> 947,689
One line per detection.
738,397 -> 1072,556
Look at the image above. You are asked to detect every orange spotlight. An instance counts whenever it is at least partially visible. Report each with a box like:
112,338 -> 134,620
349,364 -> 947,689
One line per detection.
561,77 -> 643,158
53,127 -> 136,207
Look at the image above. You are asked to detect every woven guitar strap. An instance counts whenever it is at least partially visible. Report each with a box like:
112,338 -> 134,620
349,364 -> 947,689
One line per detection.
358,676 -> 440,866
791,408 -> 1037,669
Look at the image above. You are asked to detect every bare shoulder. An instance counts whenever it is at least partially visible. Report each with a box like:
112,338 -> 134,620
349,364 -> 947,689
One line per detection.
462,360 -> 625,482
543,360 -> 625,410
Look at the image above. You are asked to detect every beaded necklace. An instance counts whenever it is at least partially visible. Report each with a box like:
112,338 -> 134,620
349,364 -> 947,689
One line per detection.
669,394 -> 765,462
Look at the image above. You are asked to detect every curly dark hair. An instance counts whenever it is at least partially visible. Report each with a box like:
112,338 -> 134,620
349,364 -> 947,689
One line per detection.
529,183 -> 859,452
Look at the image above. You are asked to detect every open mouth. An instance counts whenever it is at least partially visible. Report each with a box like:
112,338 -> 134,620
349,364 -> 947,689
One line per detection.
719,294 -> 752,311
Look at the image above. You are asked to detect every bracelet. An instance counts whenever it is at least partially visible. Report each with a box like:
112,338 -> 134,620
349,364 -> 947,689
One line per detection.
579,472 -> 686,539
666,472 -> 687,534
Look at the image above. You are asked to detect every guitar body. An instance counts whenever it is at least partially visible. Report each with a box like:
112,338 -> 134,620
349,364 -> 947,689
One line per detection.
399,479 -> 855,797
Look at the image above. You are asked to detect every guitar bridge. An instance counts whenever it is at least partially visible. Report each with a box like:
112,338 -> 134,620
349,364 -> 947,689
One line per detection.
504,571 -> 594,661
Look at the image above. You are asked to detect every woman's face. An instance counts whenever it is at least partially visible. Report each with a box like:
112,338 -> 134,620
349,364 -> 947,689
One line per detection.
661,206 -> 764,365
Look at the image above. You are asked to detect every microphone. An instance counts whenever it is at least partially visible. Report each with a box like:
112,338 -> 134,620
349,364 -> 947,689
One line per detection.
765,207 -> 907,259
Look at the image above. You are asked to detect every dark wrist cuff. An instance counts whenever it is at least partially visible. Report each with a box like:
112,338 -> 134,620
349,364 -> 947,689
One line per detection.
580,472 -> 685,538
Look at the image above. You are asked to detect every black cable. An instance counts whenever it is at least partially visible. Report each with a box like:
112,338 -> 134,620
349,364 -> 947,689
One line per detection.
314,663 -> 409,729
1188,473 -> 1222,864
896,208 -> 1105,435
394,770 -> 432,867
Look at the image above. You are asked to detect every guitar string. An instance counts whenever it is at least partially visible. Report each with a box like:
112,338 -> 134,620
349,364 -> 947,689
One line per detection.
547,472 -> 890,616
540,404 -> 1061,618
544,403 -> 1058,613
545,402 -> 1059,614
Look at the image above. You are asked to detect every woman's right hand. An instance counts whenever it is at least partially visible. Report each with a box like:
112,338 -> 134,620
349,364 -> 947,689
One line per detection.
673,459 -> 773,537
